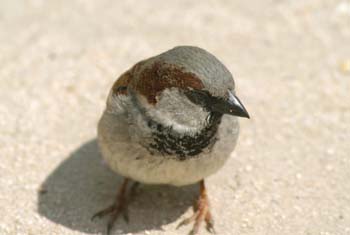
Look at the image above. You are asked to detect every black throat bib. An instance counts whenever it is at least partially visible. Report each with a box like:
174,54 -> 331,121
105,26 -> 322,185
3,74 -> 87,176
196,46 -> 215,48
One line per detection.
146,112 -> 223,161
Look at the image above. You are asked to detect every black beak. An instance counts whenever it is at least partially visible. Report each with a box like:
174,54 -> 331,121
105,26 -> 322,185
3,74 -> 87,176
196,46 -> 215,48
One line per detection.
185,89 -> 250,119
210,90 -> 250,118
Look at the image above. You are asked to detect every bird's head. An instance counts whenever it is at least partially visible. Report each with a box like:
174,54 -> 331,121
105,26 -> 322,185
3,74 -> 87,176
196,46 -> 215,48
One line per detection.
124,46 -> 249,133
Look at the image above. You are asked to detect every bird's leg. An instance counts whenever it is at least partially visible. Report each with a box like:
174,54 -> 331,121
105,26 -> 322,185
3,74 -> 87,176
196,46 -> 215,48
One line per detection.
177,180 -> 215,235
92,178 -> 135,234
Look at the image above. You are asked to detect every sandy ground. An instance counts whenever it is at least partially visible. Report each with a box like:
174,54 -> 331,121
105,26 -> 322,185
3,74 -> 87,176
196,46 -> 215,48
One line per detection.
1,1 -> 350,235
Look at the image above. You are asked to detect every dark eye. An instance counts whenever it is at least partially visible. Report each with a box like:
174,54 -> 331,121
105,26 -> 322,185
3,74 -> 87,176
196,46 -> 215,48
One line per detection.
117,86 -> 127,92
184,89 -> 218,110
113,86 -> 128,95
185,90 -> 207,105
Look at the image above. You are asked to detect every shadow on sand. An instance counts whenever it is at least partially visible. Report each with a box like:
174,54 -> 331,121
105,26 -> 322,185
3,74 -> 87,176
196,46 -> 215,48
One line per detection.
37,139 -> 197,234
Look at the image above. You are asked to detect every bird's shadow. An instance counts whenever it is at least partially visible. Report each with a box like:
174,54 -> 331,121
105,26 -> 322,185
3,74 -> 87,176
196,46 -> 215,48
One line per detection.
37,139 -> 197,234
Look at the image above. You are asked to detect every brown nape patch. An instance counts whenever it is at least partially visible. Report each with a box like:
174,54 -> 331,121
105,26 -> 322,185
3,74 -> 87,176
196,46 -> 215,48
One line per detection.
131,62 -> 204,104
112,70 -> 132,95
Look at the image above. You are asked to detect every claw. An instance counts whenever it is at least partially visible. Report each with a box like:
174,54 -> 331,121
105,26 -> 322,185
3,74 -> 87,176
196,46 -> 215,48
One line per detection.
206,223 -> 216,234
92,179 -> 130,233
106,220 -> 114,235
188,229 -> 197,235
91,205 -> 115,221
176,213 -> 197,229
205,211 -> 215,234
176,180 -> 215,235
122,209 -> 129,223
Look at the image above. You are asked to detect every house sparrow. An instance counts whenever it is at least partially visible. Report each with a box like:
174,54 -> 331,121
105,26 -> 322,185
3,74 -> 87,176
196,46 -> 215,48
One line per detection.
93,46 -> 249,235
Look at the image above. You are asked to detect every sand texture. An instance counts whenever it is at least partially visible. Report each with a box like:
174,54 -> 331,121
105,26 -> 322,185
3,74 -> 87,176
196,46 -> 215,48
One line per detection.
1,1 -> 350,234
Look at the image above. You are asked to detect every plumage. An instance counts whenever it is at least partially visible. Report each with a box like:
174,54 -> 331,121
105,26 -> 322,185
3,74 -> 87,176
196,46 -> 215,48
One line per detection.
94,46 -> 249,235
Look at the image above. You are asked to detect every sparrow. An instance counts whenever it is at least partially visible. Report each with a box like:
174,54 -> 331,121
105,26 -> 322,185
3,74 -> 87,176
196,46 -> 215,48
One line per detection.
92,46 -> 249,235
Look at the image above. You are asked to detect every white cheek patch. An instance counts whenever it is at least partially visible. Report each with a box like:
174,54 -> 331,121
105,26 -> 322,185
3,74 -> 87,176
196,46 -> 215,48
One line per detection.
146,88 -> 209,135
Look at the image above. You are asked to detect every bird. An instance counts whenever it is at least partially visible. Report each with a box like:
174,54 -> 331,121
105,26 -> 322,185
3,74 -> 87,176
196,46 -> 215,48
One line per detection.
92,46 -> 250,235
